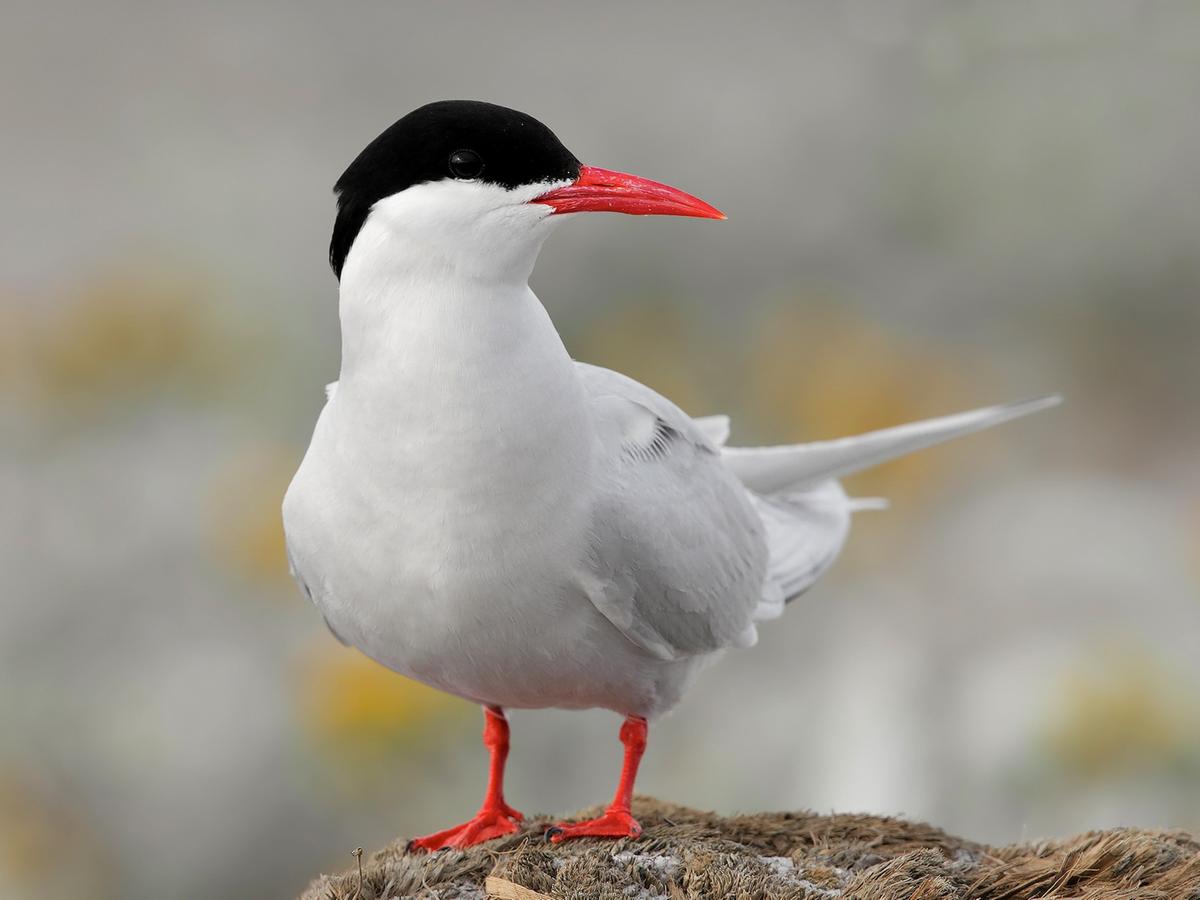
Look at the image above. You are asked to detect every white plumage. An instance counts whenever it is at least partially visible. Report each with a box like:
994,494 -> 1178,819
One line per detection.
281,99 -> 1066,846
282,177 -> 1058,721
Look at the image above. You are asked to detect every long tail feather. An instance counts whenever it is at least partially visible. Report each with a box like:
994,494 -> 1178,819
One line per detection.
722,395 -> 1061,494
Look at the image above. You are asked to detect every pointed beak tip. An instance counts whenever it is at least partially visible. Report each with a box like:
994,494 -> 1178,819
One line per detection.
690,202 -> 726,221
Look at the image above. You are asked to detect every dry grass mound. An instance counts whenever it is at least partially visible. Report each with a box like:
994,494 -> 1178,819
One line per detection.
299,797 -> 1200,900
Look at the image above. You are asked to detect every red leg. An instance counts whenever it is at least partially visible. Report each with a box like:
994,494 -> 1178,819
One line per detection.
548,715 -> 647,842
409,706 -> 523,851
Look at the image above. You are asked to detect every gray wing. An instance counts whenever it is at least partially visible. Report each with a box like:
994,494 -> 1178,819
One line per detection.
576,363 -> 770,661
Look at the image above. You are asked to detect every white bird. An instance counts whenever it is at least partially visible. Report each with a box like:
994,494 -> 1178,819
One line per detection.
282,100 -> 1058,850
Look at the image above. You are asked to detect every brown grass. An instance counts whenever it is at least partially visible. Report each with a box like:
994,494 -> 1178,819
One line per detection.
298,797 -> 1200,900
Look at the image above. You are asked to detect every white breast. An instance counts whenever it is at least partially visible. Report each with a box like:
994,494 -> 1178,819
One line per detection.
284,213 -> 627,706
284,193 -> 720,716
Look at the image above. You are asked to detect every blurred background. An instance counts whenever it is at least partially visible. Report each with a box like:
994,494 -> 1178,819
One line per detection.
4,1 -> 1200,897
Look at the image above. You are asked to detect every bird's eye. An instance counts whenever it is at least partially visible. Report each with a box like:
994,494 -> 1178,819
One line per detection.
448,149 -> 484,180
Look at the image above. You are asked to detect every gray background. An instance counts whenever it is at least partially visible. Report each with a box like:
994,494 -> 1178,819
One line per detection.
4,2 -> 1199,898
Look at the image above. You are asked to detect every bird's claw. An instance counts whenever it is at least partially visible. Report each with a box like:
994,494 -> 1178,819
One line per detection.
408,807 -> 522,851
546,808 -> 642,843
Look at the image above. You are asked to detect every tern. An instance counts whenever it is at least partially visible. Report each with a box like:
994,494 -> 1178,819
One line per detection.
283,100 -> 1058,849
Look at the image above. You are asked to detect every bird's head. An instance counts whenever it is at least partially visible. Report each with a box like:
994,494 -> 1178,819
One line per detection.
330,100 -> 724,286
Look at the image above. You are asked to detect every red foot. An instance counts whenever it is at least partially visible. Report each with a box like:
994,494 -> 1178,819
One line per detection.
546,808 -> 642,843
497,800 -> 524,821
408,806 -> 522,851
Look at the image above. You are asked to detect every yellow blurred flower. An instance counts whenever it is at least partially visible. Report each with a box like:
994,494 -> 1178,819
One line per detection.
747,302 -> 991,506
295,642 -> 466,761
1040,643 -> 1200,779
0,774 -> 112,896
17,266 -> 228,418
208,445 -> 299,586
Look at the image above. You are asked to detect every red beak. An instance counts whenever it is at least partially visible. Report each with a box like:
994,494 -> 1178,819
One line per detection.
531,165 -> 725,220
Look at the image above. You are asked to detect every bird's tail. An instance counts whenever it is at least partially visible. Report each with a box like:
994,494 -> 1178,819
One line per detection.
720,395 -> 1061,495
724,396 -> 1061,617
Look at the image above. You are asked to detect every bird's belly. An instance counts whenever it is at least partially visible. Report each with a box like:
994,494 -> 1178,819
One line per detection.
308,535 -> 686,715
285,452 -> 693,716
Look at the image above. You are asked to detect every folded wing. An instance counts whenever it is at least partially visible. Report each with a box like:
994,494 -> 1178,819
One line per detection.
577,363 -> 1058,659
576,363 -> 769,661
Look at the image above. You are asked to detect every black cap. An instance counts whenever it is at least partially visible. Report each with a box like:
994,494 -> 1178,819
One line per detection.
329,101 -> 581,278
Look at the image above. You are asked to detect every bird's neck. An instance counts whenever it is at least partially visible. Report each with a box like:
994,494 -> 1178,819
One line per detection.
332,232 -> 594,493
336,214 -> 556,379
337,258 -> 568,396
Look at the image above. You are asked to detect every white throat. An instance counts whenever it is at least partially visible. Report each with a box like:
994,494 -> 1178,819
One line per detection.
330,181 -> 595,542
336,178 -> 569,367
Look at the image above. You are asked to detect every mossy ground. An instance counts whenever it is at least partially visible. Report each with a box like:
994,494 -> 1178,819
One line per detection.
300,797 -> 1200,900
